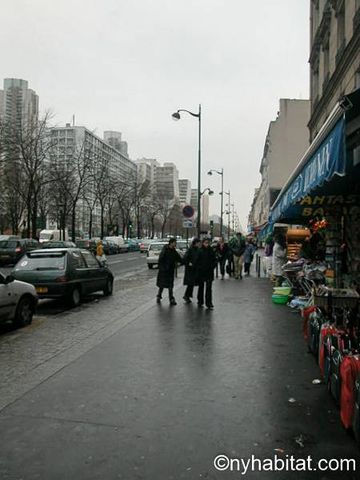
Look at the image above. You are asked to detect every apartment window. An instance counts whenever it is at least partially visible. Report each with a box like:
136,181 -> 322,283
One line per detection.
337,5 -> 345,51
323,41 -> 329,81
312,66 -> 319,102
356,69 -> 360,89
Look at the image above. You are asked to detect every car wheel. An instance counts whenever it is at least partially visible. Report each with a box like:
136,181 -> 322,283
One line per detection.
103,278 -> 114,296
148,264 -> 153,269
14,296 -> 34,327
69,286 -> 81,307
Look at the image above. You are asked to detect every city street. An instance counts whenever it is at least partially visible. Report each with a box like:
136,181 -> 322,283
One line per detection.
0,261 -> 358,480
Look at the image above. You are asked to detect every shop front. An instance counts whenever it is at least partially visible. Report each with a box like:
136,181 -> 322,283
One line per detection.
264,89 -> 360,443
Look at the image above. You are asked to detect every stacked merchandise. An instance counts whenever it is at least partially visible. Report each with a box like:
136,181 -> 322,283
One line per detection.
303,289 -> 360,442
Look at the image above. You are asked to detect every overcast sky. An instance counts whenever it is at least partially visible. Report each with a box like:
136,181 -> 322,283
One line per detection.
1,0 -> 309,230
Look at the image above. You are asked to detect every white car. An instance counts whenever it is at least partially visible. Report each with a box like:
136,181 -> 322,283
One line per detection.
0,272 -> 38,327
146,242 -> 167,269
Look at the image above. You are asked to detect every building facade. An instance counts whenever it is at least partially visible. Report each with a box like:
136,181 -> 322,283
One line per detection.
49,124 -> 137,235
154,162 -> 179,204
309,0 -> 360,140
178,179 -> 192,205
104,131 -> 129,157
0,78 -> 39,129
248,98 -> 310,230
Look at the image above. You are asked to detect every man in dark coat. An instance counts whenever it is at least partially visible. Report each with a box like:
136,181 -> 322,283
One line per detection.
156,238 -> 183,305
215,236 -> 230,280
183,237 -> 201,303
197,238 -> 217,310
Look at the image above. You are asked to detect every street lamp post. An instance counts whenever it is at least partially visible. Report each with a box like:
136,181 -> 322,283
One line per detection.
224,190 -> 231,239
207,168 -> 224,236
172,104 -> 202,237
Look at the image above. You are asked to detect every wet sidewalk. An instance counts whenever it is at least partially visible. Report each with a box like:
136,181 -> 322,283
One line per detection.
0,273 -> 358,480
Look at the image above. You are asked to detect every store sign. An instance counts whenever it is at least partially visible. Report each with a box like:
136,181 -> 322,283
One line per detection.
284,194 -> 360,218
269,119 -> 346,224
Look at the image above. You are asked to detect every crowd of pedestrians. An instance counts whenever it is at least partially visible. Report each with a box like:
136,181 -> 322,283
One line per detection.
155,234 -> 257,310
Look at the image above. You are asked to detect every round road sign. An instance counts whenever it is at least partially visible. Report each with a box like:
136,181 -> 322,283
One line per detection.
182,205 -> 195,218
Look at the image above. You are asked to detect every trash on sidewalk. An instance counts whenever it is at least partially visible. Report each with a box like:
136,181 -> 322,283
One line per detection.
274,448 -> 285,454
312,379 -> 322,385
294,434 -> 305,448
288,397 -> 296,403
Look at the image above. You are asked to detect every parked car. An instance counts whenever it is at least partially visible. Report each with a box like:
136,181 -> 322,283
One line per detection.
139,239 -> 152,253
103,236 -> 124,252
102,240 -> 118,255
146,242 -> 167,269
0,272 -> 37,327
12,248 -> 114,307
75,239 -> 97,253
122,239 -> 139,252
39,229 -> 69,243
176,240 -> 188,257
0,235 -> 20,241
0,238 -> 40,266
41,241 -> 76,249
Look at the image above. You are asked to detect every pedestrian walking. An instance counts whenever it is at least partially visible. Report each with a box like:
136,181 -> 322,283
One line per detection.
216,236 -> 230,279
244,240 -> 256,276
183,237 -> 201,303
229,232 -> 246,279
197,238 -> 217,310
272,233 -> 287,286
156,238 -> 183,305
96,240 -> 106,266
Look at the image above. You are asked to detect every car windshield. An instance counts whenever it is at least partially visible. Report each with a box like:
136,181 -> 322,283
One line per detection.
40,233 -> 52,240
76,240 -> 88,246
14,253 -> 66,271
0,240 -> 18,249
150,243 -> 166,251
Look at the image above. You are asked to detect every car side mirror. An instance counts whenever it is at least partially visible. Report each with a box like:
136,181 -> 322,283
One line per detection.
4,275 -> 15,284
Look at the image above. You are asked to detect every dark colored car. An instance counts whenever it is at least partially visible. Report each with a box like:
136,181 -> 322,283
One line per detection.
126,239 -> 140,252
75,239 -> 97,254
102,240 -> 118,255
12,248 -> 114,307
41,241 -> 76,249
0,239 -> 40,266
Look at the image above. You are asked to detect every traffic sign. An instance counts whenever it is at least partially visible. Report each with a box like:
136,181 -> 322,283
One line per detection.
182,205 -> 195,218
183,219 -> 193,228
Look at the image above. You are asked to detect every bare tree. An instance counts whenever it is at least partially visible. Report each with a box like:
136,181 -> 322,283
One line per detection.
2,112 -> 55,238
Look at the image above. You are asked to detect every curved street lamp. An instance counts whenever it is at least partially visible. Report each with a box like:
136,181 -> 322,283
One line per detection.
172,105 -> 201,236
208,168 -> 224,236
200,187 -> 214,196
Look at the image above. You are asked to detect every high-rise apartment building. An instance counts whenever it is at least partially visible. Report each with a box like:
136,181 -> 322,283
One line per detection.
49,124 -> 137,234
104,131 -> 129,157
178,179 -> 191,205
154,162 -> 179,203
0,78 -> 39,129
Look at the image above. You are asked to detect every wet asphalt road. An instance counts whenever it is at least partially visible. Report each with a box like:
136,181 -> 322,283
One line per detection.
0,267 -> 359,480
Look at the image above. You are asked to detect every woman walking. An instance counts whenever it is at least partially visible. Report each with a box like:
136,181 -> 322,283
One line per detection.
156,238 -> 182,305
272,233 -> 287,286
216,236 -> 229,279
183,238 -> 201,303
244,240 -> 256,276
197,238 -> 217,310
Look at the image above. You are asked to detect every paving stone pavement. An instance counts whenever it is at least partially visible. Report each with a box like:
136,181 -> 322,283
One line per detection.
0,269 -> 180,411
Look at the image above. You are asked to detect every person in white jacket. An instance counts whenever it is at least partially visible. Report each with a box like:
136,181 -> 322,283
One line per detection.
272,233 -> 287,286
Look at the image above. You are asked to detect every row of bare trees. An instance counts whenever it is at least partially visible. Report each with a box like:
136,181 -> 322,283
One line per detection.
0,114 -> 184,240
